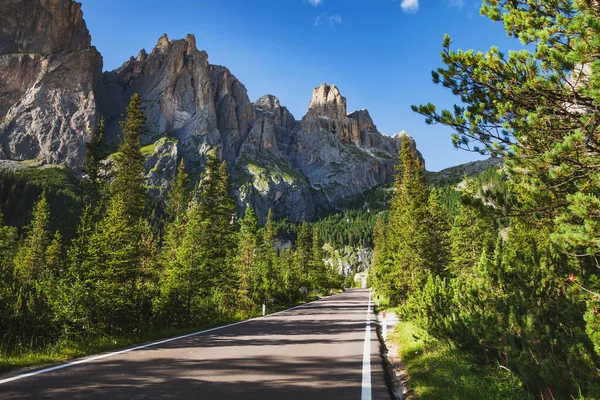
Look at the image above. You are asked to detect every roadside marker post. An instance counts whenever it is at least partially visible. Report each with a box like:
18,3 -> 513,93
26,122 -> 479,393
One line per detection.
262,304 -> 266,316
382,311 -> 387,339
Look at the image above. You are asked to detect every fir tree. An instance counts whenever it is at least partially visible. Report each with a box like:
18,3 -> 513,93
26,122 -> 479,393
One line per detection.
237,206 -> 259,308
308,227 -> 327,290
86,194 -> 143,334
447,203 -> 496,276
12,194 -> 57,339
84,116 -> 108,206
161,159 -> 190,265
14,194 -> 52,282
111,93 -> 148,221
0,212 -> 19,338
295,221 -> 311,288
373,135 -> 434,304
255,209 -> 277,304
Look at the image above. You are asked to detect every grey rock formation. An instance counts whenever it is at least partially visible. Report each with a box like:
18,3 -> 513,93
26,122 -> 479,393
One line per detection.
99,34 -> 253,172
0,0 -> 102,168
288,84 -> 418,206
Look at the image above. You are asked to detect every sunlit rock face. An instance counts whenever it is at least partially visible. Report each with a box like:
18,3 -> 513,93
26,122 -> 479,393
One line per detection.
0,0 -> 102,168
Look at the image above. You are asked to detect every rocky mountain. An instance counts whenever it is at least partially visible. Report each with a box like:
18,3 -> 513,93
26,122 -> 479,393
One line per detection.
0,0 -> 422,222
0,0 -> 102,168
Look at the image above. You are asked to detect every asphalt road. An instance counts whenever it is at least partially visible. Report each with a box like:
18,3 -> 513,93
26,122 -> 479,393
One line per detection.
0,289 -> 390,399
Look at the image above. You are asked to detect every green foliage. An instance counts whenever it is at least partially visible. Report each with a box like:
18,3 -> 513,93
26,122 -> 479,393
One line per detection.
311,209 -> 383,249
370,136 -> 444,304
399,1 -> 600,396
85,194 -> 145,335
111,93 -> 149,221
447,203 -> 496,276
0,166 -> 82,238
237,206 -> 259,309
391,321 -> 531,400
11,195 -> 60,342
83,117 -> 108,206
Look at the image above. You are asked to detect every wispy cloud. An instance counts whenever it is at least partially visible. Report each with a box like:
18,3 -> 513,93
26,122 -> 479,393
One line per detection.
400,0 -> 419,13
448,0 -> 464,8
306,0 -> 323,6
314,13 -> 343,28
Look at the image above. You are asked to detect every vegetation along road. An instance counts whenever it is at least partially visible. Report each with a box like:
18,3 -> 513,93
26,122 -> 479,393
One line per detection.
0,289 -> 390,399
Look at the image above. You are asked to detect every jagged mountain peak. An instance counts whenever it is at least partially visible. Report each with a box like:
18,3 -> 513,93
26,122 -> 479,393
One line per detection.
152,33 -> 198,55
307,83 -> 347,119
254,95 -> 281,110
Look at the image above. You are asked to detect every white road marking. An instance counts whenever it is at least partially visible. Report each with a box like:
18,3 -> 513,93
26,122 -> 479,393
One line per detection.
0,293 -> 344,386
361,290 -> 372,400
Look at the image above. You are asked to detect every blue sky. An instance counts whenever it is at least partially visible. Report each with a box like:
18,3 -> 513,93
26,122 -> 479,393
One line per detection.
80,0 -> 521,171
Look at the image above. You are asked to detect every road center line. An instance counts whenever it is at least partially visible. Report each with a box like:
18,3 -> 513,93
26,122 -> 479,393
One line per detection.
0,293 -> 342,386
361,290 -> 372,400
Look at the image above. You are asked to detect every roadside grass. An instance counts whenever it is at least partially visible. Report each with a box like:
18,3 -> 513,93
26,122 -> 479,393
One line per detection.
0,298 -> 315,375
392,321 -> 532,400
0,323 -> 241,375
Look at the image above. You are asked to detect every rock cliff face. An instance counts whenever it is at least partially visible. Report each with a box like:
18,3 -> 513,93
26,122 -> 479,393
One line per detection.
0,0 -> 102,168
0,0 -> 423,222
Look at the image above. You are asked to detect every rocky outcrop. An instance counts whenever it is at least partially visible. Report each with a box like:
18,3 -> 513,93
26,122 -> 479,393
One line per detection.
99,34 -> 253,172
288,84 -> 418,205
233,95 -> 313,221
0,0 -> 102,168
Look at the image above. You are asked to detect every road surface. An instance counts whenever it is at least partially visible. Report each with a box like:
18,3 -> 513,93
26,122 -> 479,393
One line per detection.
0,289 -> 390,399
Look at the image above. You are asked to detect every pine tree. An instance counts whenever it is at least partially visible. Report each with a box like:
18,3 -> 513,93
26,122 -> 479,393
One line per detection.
84,116 -> 108,206
295,221 -> 311,288
167,159 -> 190,225
255,208 -> 277,304
161,159 -> 190,265
373,135 -> 434,304
424,189 -> 451,277
308,227 -> 327,290
14,194 -> 52,282
158,152 -> 238,323
237,206 -> 259,308
86,194 -> 143,334
0,212 -> 19,338
12,194 -> 57,339
111,93 -> 148,221
447,203 -> 496,276
45,231 -> 63,276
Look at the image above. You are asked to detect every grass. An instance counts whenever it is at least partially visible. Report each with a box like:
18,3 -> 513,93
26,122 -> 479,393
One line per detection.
391,321 -> 531,400
0,321 -> 247,375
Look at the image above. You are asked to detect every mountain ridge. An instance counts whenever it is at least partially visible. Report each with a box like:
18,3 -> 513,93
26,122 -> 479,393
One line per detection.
0,0 -> 422,221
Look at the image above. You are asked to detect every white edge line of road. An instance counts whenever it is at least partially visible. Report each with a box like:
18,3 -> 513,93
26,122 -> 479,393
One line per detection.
0,291 -> 351,386
361,289 -> 372,400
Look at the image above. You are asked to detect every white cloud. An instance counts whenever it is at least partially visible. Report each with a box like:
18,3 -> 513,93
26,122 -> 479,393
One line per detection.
314,13 -> 342,27
307,0 -> 323,6
400,0 -> 419,13
448,0 -> 464,7
329,14 -> 342,26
